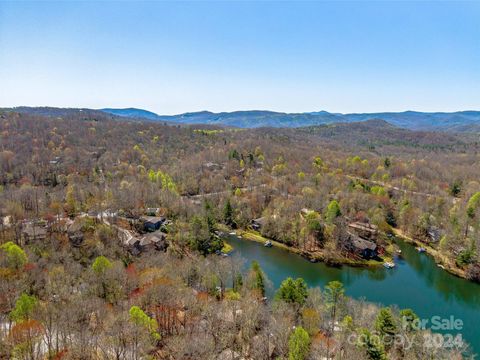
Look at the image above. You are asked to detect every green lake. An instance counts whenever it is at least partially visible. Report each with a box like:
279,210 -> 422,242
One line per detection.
227,235 -> 480,355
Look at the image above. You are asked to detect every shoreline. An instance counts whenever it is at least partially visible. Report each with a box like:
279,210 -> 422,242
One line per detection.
392,228 -> 467,280
222,225 -> 474,283
221,225 -> 388,269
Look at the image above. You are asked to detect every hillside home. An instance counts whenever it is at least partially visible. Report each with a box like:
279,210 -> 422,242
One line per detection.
128,230 -> 168,254
22,222 -> 47,242
141,216 -> 165,232
139,231 -> 168,251
67,220 -> 85,247
348,232 -> 378,259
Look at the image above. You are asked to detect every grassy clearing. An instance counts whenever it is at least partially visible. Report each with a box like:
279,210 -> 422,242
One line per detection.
382,243 -> 395,263
238,230 -> 302,253
222,241 -> 233,253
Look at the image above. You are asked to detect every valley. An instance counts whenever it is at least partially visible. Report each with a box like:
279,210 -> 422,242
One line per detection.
1,108 -> 480,359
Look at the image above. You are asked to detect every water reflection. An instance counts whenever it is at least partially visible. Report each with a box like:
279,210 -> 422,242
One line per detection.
396,240 -> 480,307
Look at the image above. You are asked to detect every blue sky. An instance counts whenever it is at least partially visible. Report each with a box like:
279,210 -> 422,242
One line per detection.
0,1 -> 479,114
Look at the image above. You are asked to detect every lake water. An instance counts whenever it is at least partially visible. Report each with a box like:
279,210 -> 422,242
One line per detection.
227,235 -> 480,355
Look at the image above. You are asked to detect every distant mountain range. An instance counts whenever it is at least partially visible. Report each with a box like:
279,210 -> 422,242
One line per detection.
100,108 -> 480,132
3,106 -> 480,132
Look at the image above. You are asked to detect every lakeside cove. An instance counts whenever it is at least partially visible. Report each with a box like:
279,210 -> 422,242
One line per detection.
221,224 -> 473,283
230,228 -> 392,268
392,228 -> 467,280
225,232 -> 480,356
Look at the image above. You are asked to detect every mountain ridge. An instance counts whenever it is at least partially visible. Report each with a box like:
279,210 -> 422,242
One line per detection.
100,107 -> 480,132
3,106 -> 480,132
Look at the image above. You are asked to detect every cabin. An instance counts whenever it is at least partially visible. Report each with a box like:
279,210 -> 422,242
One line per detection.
251,217 -> 266,231
348,221 -> 378,241
128,230 -> 168,254
349,233 -> 378,259
141,216 -> 165,232
138,231 -> 168,252
22,222 -> 47,242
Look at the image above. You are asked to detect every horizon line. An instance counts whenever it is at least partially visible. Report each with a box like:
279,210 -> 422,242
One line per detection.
4,105 -> 480,117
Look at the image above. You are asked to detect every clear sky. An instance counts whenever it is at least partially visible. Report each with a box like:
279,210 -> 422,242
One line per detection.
0,1 -> 479,114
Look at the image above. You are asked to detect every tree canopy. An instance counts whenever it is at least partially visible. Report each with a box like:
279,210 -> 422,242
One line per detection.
0,241 -> 27,270
276,277 -> 308,305
288,326 -> 310,360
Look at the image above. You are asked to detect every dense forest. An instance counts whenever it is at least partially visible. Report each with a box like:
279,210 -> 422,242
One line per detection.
1,108 -> 478,359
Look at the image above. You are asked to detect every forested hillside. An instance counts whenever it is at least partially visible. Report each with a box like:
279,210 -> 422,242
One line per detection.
1,109 -> 478,359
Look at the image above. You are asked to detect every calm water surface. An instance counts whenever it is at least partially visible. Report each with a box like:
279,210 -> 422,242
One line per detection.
227,235 -> 480,355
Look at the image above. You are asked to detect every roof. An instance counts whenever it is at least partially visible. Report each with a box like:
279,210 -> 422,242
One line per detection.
140,216 -> 165,224
348,222 -> 378,233
126,237 -> 140,247
139,231 -> 166,246
22,222 -> 47,238
349,233 -> 377,251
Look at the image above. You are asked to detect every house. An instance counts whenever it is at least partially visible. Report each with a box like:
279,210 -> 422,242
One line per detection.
348,222 -> 378,241
67,220 -> 84,247
22,222 -> 47,242
127,239 -> 142,256
348,232 -> 378,259
251,217 -> 266,231
141,216 -> 165,232
128,231 -> 167,255
138,231 -> 168,252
